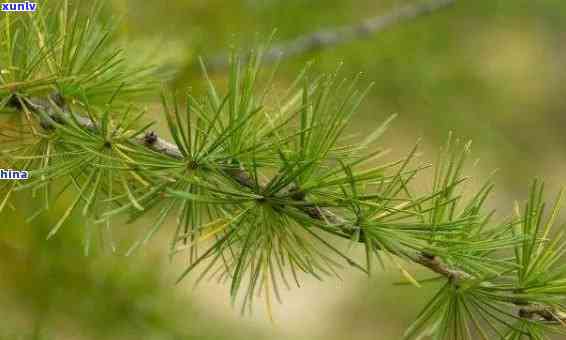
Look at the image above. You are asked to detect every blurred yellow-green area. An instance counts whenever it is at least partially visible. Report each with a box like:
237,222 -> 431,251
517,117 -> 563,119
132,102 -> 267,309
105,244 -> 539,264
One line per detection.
2,0 -> 566,339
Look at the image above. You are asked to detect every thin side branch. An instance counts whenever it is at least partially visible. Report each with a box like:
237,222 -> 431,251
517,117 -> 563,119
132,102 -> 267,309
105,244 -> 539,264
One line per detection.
519,304 -> 566,324
204,0 -> 456,72
415,252 -> 471,284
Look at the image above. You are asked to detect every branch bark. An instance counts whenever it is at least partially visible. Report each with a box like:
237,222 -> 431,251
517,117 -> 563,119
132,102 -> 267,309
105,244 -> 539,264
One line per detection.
415,252 -> 471,284
518,304 -> 566,324
203,0 -> 456,72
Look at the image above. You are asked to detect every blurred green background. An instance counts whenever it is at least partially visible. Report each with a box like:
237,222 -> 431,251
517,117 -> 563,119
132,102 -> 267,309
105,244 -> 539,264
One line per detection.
2,0 -> 566,339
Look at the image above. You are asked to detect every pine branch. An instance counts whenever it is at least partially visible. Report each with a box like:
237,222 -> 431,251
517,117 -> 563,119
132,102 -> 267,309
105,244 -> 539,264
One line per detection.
15,93 -> 450,269
18,93 -> 566,328
4,2 -> 566,337
204,0 -> 456,72
16,94 -> 461,273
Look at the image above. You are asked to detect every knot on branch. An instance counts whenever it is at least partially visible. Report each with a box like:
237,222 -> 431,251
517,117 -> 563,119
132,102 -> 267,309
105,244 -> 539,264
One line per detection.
187,160 -> 199,170
289,186 -> 306,201
50,92 -> 66,109
144,131 -> 158,145
7,94 -> 22,110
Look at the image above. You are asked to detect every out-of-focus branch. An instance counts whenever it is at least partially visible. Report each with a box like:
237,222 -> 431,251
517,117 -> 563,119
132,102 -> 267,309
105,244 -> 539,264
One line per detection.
204,0 -> 456,72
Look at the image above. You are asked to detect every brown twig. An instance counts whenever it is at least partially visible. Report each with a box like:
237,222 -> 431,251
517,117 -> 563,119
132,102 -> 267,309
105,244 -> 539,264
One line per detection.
415,252 -> 471,284
519,304 -> 566,324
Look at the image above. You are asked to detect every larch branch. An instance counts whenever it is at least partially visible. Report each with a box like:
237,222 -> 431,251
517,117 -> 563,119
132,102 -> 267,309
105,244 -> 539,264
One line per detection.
12,92 -> 565,325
